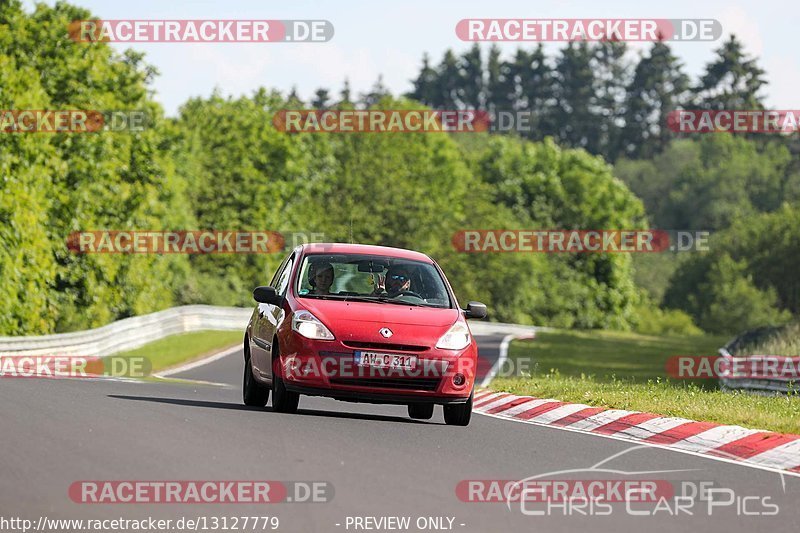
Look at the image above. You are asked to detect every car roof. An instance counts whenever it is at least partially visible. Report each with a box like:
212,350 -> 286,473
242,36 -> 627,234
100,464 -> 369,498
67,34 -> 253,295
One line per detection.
297,243 -> 434,263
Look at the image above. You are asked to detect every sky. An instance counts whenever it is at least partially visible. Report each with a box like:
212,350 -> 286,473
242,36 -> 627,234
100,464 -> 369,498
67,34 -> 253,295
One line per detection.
24,0 -> 800,116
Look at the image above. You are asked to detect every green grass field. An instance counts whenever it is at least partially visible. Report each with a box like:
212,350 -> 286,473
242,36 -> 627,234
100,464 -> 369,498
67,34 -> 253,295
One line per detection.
111,330 -> 242,374
491,330 -> 800,434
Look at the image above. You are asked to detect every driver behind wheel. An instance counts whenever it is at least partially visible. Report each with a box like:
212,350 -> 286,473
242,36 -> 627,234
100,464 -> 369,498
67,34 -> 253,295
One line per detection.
383,265 -> 413,297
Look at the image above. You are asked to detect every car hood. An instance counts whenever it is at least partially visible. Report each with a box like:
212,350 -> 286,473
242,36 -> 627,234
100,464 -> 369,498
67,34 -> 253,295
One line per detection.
298,298 -> 462,345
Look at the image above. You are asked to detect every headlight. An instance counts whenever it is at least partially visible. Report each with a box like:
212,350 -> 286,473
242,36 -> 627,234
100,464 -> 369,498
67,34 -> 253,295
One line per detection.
436,321 -> 471,350
292,310 -> 335,340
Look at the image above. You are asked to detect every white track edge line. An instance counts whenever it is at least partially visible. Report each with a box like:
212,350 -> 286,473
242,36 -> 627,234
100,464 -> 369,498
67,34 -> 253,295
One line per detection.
480,333 -> 517,388
154,344 -> 241,377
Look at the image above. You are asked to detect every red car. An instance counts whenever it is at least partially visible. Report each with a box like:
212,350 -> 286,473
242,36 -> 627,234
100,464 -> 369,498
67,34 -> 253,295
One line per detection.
243,243 -> 487,425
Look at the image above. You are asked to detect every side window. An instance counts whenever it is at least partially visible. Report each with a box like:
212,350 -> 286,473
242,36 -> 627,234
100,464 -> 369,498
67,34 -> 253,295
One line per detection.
269,254 -> 291,287
275,255 -> 295,297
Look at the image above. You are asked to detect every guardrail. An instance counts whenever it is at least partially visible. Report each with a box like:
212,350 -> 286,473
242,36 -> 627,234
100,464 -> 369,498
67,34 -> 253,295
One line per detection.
0,305 -> 252,358
468,321 -> 541,337
718,326 -> 795,394
0,305 -> 538,359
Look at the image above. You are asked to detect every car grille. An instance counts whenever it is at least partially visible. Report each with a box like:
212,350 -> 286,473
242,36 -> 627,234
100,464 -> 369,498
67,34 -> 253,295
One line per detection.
330,377 -> 440,392
342,341 -> 429,352
318,351 -> 352,357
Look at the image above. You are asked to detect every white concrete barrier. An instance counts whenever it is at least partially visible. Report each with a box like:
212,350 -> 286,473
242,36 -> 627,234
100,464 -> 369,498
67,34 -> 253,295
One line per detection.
0,305 -> 252,358
717,326 -> 797,394
0,306 -> 541,359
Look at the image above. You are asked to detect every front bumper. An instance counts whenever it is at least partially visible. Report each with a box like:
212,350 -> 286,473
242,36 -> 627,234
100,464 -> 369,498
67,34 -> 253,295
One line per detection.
279,333 -> 477,402
283,383 -> 471,405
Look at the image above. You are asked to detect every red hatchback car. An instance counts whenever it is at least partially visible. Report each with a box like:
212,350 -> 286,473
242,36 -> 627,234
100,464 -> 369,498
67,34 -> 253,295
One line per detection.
243,243 -> 487,425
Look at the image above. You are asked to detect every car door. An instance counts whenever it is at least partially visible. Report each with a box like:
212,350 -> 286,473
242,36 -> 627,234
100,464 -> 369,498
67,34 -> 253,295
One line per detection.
254,253 -> 295,380
251,253 -> 291,378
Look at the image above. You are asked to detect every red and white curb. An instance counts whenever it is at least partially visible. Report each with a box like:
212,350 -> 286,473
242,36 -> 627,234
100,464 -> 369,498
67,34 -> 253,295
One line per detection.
473,389 -> 800,475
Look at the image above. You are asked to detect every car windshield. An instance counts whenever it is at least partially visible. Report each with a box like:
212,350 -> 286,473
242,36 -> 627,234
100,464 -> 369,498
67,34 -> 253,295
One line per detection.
296,253 -> 452,308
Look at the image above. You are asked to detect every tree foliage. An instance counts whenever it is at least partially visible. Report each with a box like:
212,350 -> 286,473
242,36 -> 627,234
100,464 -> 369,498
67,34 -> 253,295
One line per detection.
407,37 -> 776,163
1,1 -> 795,338
616,135 -> 799,231
1,0 -> 190,333
663,205 -> 800,334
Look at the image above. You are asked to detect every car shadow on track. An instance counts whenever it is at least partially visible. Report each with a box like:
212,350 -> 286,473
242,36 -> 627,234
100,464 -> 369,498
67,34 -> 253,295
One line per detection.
108,394 -> 267,412
107,394 -> 431,424
294,408 -> 429,425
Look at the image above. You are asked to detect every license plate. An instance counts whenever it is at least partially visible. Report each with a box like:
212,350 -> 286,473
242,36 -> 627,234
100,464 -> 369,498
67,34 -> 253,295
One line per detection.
354,351 -> 417,370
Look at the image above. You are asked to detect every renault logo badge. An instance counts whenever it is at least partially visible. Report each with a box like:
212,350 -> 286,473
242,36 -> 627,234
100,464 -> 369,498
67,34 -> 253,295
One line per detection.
379,327 -> 393,338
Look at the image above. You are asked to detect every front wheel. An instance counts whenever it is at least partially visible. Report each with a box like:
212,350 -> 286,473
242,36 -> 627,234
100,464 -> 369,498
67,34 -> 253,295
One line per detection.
271,343 -> 299,413
443,391 -> 472,426
243,349 -> 269,407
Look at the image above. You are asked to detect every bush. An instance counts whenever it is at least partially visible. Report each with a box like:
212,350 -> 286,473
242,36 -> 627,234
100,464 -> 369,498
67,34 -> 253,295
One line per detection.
666,252 -> 790,335
633,301 -> 704,336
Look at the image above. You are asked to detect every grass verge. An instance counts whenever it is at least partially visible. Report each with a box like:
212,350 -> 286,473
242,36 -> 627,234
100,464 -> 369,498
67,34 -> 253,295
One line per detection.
491,330 -> 800,434
112,330 -> 242,374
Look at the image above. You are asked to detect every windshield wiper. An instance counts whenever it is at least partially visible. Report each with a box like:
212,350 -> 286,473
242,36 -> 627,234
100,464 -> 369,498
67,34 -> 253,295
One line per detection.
361,296 -> 439,308
300,294 -> 351,300
329,295 -> 393,304
302,294 -> 441,308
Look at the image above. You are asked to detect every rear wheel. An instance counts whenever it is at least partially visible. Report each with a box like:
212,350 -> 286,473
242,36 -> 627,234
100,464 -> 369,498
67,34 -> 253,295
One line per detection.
271,342 -> 299,413
243,344 -> 269,407
407,403 -> 434,420
443,391 -> 472,426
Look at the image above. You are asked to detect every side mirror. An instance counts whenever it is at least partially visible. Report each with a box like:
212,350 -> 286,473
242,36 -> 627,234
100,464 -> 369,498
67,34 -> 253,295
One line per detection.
464,301 -> 487,320
253,286 -> 283,306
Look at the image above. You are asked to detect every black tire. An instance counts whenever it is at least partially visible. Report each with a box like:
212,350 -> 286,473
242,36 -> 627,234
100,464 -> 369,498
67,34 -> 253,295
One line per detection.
271,342 -> 299,413
243,345 -> 269,407
443,391 -> 473,426
408,403 -> 434,420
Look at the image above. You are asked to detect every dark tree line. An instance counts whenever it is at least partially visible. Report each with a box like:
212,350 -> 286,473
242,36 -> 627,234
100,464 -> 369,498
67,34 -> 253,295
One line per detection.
404,36 -> 766,162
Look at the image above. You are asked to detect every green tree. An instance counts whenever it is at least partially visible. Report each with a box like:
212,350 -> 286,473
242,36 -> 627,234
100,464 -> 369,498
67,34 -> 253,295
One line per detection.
615,135 -> 798,231
485,45 -> 513,114
0,54 -> 60,334
170,89 -> 336,306
513,45 -> 556,141
713,204 -> 800,314
338,78 -> 353,106
695,35 -> 766,110
663,205 -> 800,334
590,41 -> 630,160
360,75 -> 390,108
436,50 -> 461,108
468,135 -> 647,328
407,54 -> 440,107
311,88 -> 331,109
620,42 -> 689,158
552,42 -> 599,153
665,253 -> 789,335
1,0 -> 191,333
459,44 -> 484,109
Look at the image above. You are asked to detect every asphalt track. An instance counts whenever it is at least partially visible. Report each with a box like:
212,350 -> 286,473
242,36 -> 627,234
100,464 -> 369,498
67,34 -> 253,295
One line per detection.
2,332 -> 799,533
